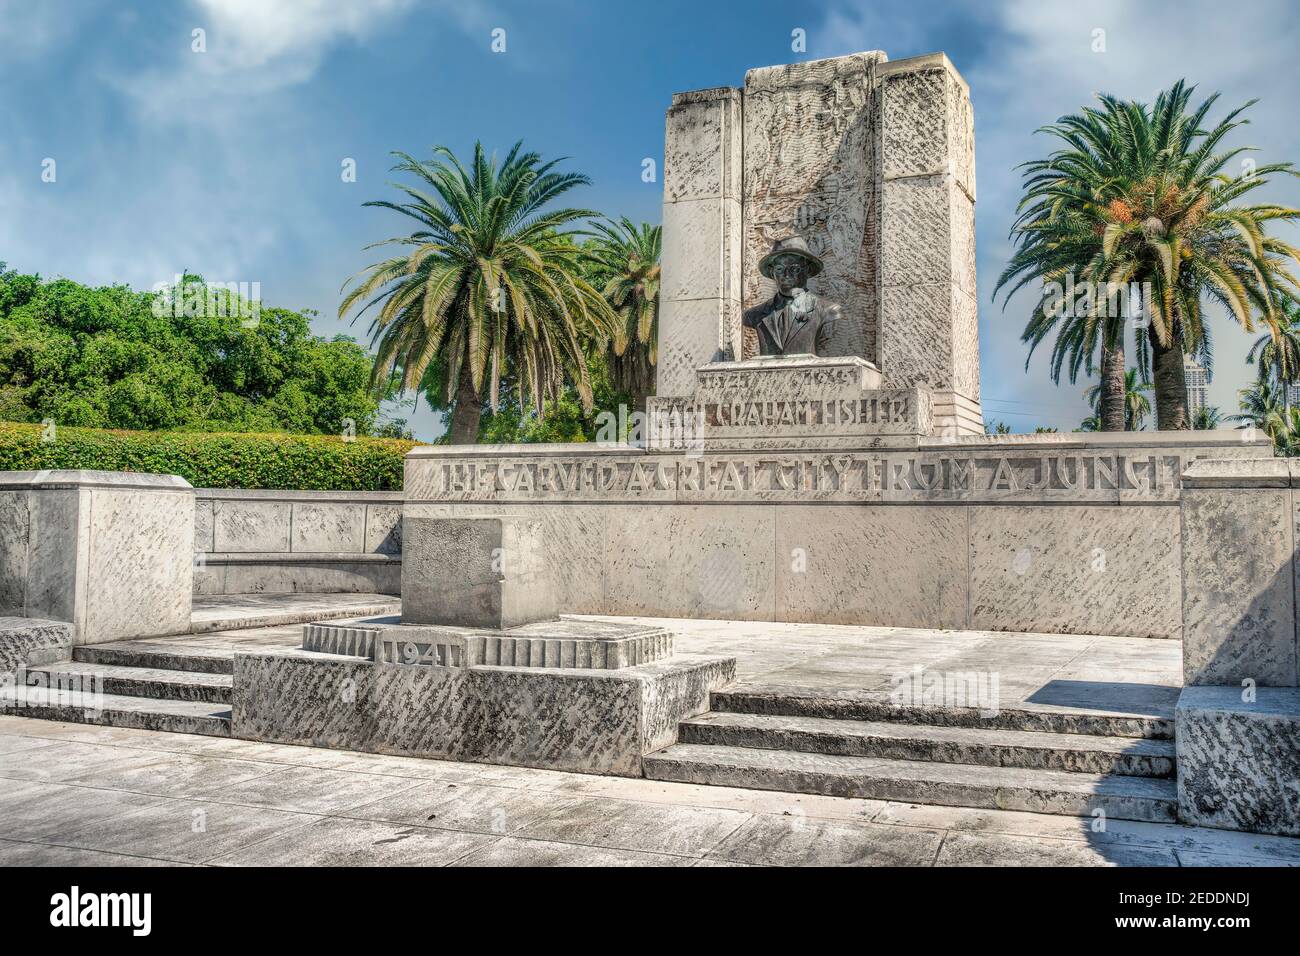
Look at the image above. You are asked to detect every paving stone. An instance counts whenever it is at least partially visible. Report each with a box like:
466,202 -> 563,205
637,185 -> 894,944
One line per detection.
450,837 -> 696,867
193,764 -> 427,814
208,816 -> 495,866
515,796 -> 751,857
342,781 -> 582,835
709,815 -> 944,866
934,831 -> 1178,867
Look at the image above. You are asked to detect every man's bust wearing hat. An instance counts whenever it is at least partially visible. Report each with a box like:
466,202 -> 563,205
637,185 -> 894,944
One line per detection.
742,236 -> 838,357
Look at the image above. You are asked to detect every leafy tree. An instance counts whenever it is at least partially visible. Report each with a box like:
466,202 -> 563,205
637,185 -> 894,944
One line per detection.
340,143 -> 615,445
0,266 -> 382,434
985,420 -> 1013,435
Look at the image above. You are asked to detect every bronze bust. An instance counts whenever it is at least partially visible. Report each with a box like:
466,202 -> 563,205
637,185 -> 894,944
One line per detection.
742,236 -> 837,357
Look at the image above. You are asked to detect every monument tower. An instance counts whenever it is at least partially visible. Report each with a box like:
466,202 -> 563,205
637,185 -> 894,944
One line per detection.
655,51 -> 982,437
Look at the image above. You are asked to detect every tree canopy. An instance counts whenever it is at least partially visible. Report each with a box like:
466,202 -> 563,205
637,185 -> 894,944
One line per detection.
0,266 -> 392,436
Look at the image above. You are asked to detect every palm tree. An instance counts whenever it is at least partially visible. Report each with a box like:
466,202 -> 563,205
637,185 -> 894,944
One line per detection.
583,218 -> 661,413
1192,405 -> 1222,430
998,82 -> 1300,431
340,142 -> 615,444
1247,296 -> 1300,412
1229,370 -> 1292,450
1086,368 -> 1152,430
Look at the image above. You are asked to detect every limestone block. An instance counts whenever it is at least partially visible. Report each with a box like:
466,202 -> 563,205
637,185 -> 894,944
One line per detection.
1181,475 -> 1296,685
663,87 -> 742,204
232,649 -> 736,777
879,284 -> 950,392
0,492 -> 28,616
603,504 -> 776,620
364,503 -> 403,555
775,505 -> 967,628
194,498 -> 215,553
969,505 -> 1182,639
405,502 -> 606,613
656,297 -> 740,397
291,502 -> 366,553
0,616 -> 75,674
84,487 -> 194,643
213,500 -> 290,553
880,176 -> 975,298
1176,686 -> 1300,836
661,197 -> 742,303
879,54 -> 975,199
401,514 -> 556,629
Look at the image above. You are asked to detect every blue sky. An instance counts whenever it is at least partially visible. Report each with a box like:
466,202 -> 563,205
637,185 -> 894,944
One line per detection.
3,0 -> 1299,438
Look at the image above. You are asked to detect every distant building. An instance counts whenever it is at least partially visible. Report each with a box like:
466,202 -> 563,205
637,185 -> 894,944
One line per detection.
1184,357 -> 1208,418
1288,384 -> 1300,408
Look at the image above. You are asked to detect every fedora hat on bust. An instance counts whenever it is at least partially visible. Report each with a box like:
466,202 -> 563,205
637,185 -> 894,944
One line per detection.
759,235 -> 825,279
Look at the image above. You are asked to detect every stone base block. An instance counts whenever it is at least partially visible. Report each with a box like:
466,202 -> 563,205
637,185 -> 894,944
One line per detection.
1176,686 -> 1300,836
232,649 -> 736,776
303,615 -> 674,670
0,617 -> 75,675
401,514 -> 556,629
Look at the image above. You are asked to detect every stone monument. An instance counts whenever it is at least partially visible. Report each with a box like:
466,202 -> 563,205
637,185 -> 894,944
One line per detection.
657,51 -> 982,437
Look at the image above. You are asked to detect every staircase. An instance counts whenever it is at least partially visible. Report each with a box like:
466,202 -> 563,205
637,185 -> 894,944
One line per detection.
644,688 -> 1178,823
4,642 -> 233,737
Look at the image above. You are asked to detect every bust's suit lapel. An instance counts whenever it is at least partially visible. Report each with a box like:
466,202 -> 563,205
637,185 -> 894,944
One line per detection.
760,295 -> 788,351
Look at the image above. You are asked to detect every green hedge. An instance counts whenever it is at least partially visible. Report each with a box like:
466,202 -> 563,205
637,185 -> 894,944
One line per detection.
0,422 -> 419,490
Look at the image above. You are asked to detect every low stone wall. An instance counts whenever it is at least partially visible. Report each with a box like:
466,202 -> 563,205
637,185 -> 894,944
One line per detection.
194,489 -> 402,596
404,431 -> 1271,640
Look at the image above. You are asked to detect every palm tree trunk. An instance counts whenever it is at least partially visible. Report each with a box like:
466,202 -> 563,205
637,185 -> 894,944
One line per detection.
1099,335 -> 1126,431
448,362 -> 482,445
1149,322 -> 1189,430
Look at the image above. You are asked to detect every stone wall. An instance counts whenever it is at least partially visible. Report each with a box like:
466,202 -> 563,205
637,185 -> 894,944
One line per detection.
194,489 -> 402,596
404,431 -> 1271,640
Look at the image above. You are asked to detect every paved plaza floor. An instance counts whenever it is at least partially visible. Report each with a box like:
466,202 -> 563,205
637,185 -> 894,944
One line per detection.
1,712 -> 1297,866
2,601 -> 1294,866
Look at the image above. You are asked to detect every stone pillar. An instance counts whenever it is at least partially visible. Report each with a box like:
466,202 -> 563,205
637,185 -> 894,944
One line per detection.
657,87 -> 743,396
742,52 -> 885,361
1176,458 -> 1300,836
877,53 -> 982,436
0,470 -> 194,644
1179,458 -> 1297,687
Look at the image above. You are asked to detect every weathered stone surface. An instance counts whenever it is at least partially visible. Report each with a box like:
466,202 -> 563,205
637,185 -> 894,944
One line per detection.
775,504 -> 967,629
231,650 -> 735,776
304,615 -> 675,670
401,515 -> 556,629
0,471 -> 194,644
0,492 -> 28,617
292,502 -> 366,553
743,53 -> 883,361
213,500 -> 289,553
604,504 -> 776,620
364,503 -> 402,555
1181,483 -> 1297,685
0,617 -> 75,674
1177,686 -> 1300,836
658,86 -> 743,393
969,505 -> 1182,639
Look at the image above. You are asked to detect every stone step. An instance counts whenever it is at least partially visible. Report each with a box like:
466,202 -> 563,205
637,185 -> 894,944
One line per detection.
74,642 -> 234,675
22,661 -> 232,705
711,689 -> 1173,740
0,686 -> 231,737
643,744 -> 1178,823
679,712 -> 1176,777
